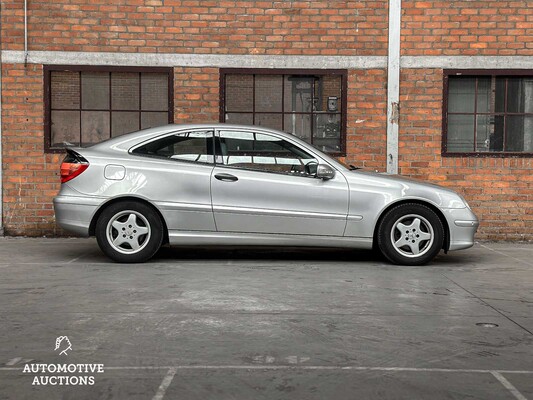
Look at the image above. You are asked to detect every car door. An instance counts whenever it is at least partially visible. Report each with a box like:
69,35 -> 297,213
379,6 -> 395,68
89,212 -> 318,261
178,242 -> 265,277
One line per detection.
129,129 -> 216,232
210,129 -> 349,236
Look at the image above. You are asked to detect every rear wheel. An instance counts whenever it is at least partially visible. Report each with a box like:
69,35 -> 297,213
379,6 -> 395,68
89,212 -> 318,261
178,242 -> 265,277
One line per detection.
377,203 -> 444,266
95,201 -> 164,263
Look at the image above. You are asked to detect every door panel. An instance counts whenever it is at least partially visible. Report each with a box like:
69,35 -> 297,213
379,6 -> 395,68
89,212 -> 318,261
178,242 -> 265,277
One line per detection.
211,167 -> 349,235
210,129 -> 349,236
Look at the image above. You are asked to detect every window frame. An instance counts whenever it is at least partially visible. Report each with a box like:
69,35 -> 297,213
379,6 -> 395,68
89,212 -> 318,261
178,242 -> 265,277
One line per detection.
44,65 -> 174,153
442,69 -> 533,157
219,68 -> 348,157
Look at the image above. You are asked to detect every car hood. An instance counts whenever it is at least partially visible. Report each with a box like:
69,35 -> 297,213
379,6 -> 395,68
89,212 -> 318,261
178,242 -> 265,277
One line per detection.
344,170 -> 467,209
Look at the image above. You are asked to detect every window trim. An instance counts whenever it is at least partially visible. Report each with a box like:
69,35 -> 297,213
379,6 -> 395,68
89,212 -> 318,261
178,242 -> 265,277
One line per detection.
219,68 -> 348,157
44,65 -> 174,153
442,69 -> 533,158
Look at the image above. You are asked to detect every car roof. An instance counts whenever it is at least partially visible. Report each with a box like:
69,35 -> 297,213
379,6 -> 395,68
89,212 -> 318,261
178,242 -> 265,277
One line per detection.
88,123 -> 306,153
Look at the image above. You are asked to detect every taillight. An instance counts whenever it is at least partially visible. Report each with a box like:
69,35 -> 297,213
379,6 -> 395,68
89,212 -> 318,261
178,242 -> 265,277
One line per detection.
60,151 -> 89,183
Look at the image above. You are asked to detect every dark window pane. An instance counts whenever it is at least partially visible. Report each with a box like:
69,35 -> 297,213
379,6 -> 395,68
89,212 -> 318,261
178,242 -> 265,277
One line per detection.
255,113 -> 283,131
507,78 -> 525,113
448,77 -> 475,113
112,73 -> 139,110
133,131 -> 213,164
141,112 -> 168,129
51,72 -> 80,110
284,76 -> 314,112
495,78 -> 506,113
284,113 -> 311,142
112,112 -> 139,137
81,111 -> 110,146
141,74 -> 169,111
505,116 -> 526,152
225,75 -> 253,112
313,113 -> 342,153
81,72 -> 109,110
476,115 -> 492,152
314,113 -> 341,139
255,75 -> 282,112
51,111 -> 80,147
447,114 -> 474,152
491,115 -> 504,151
476,77 -> 491,113
225,113 -> 253,125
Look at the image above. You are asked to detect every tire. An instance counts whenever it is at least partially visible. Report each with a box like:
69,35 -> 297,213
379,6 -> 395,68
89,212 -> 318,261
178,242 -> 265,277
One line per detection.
377,203 -> 444,266
95,201 -> 164,263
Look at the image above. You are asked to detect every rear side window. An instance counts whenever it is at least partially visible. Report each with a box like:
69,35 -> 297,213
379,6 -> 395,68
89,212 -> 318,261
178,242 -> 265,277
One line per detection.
132,130 -> 214,164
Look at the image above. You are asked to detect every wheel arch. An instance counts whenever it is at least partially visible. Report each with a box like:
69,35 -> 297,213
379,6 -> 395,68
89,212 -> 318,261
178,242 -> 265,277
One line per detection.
372,199 -> 450,253
89,196 -> 169,245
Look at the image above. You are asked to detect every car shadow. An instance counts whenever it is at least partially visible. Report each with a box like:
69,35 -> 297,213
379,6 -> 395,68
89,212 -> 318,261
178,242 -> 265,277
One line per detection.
153,245 -> 383,263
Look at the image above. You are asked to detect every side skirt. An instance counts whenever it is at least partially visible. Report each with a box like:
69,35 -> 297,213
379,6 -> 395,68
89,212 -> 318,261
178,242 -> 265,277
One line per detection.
167,231 -> 372,249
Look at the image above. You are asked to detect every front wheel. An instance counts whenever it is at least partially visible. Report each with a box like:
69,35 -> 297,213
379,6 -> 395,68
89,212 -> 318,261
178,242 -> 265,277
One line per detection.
377,203 -> 444,266
95,201 -> 164,263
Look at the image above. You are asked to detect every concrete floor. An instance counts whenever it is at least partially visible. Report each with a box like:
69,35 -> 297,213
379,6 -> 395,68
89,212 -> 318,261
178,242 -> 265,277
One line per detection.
0,238 -> 532,399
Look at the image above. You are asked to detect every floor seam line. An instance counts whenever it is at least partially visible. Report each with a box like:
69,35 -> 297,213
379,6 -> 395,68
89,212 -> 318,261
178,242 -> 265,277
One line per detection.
442,274 -> 533,336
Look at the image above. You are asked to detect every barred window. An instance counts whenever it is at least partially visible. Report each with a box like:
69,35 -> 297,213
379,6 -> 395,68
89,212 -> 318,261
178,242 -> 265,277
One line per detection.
444,71 -> 533,155
45,66 -> 173,151
221,69 -> 347,155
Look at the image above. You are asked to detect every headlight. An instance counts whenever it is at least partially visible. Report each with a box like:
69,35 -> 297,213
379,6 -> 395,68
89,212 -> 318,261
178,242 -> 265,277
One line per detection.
458,194 -> 471,209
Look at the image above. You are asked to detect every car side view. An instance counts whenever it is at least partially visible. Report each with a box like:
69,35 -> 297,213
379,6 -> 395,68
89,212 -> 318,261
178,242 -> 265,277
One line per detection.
54,124 -> 479,265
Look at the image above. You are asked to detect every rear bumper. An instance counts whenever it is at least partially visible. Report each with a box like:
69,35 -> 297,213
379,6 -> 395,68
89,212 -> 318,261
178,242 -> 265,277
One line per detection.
441,208 -> 479,251
53,195 -> 102,236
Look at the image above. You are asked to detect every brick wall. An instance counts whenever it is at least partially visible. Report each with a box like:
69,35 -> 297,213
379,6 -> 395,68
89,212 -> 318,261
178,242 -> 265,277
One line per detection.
399,69 -> 533,240
174,67 -> 220,122
344,69 -> 388,171
1,63 -> 63,236
1,0 -> 389,56
401,0 -> 532,56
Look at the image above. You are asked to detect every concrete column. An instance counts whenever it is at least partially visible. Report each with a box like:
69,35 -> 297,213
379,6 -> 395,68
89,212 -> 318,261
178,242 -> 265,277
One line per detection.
386,0 -> 402,174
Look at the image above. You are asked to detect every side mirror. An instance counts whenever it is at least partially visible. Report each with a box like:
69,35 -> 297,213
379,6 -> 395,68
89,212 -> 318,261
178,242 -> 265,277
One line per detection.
316,164 -> 336,180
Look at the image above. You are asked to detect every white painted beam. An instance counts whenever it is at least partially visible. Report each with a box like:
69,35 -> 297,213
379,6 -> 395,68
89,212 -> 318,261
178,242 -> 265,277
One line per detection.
1,50 -> 387,69
386,0 -> 402,174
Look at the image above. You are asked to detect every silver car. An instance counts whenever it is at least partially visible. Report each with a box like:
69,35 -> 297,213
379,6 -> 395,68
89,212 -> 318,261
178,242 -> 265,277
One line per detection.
54,124 -> 478,265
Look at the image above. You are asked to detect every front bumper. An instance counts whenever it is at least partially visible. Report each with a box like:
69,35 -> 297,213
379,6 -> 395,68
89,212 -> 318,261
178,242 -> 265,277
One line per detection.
441,207 -> 479,251
53,195 -> 102,236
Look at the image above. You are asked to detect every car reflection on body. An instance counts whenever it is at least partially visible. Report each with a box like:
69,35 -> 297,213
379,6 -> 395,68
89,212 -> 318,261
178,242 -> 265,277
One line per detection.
54,124 -> 478,265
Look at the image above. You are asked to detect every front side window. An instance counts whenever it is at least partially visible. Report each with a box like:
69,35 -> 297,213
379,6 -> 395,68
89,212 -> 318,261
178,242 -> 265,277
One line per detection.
217,130 -> 319,176
444,71 -> 533,155
221,69 -> 346,155
45,66 -> 173,151
132,131 -> 214,164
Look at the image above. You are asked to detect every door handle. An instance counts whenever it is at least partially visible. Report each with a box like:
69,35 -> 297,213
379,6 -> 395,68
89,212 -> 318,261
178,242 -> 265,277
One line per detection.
215,173 -> 238,182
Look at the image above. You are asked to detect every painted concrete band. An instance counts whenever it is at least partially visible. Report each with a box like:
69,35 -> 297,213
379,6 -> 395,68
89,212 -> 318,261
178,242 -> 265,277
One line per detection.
1,50 -> 387,69
1,51 -> 531,69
